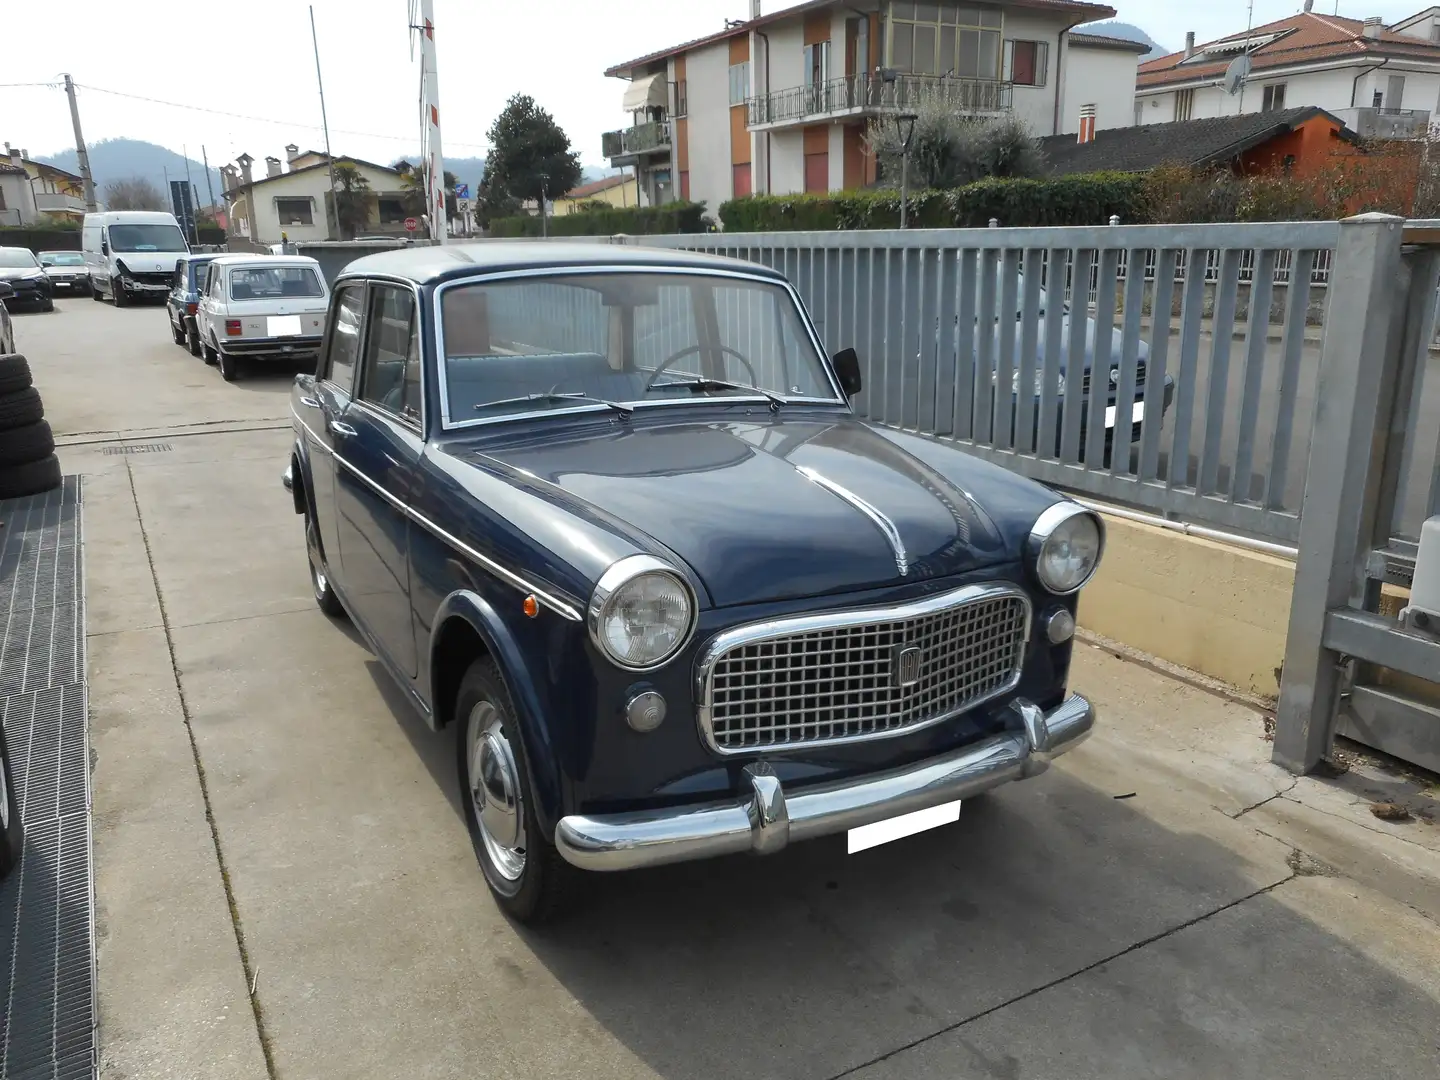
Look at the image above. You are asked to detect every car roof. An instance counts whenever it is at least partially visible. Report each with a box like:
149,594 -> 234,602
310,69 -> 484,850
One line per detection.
208,254 -> 321,268
337,241 -> 787,286
0,246 -> 35,254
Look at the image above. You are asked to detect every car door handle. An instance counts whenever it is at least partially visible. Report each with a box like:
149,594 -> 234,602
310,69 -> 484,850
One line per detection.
299,396 -> 321,409
329,421 -> 358,437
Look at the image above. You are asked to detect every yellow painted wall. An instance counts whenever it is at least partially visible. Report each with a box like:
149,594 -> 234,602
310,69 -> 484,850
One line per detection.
1078,514 -> 1295,699
554,179 -> 640,216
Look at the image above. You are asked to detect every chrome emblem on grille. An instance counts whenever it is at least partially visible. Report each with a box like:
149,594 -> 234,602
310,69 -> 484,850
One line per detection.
894,646 -> 923,688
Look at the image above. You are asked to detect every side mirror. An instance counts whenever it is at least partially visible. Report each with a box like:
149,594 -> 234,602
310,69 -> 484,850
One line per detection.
0,282 -> 14,299
832,348 -> 863,398
101,240 -> 109,255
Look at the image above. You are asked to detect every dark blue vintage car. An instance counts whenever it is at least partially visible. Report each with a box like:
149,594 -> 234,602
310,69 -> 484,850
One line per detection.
285,243 -> 1103,922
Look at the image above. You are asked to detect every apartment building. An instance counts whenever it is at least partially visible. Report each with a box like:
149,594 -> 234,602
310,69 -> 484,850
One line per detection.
1137,7 -> 1440,139
602,0 -> 1140,217
0,144 -> 86,225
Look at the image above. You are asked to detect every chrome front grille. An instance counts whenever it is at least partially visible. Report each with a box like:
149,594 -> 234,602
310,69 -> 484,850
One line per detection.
698,584 -> 1031,754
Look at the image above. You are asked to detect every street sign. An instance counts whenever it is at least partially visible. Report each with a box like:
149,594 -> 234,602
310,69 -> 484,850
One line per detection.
455,183 -> 470,199
404,217 -> 419,232
457,198 -> 472,214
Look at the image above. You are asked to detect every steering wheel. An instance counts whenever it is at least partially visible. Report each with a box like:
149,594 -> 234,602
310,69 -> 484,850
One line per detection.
643,343 -> 761,393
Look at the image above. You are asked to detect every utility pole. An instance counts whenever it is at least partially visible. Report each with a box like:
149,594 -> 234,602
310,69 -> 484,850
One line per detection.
310,6 -> 339,239
540,174 -> 549,238
62,74 -> 98,211
201,145 -> 218,231
420,0 -> 448,244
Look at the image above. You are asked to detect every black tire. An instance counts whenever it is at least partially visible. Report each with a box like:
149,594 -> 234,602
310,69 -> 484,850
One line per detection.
170,315 -> 186,345
111,279 -> 127,308
0,387 -> 44,430
0,454 -> 61,499
0,354 -> 32,396
0,723 -> 22,881
306,517 -> 345,617
0,421 -> 55,467
91,278 -> 104,301
186,321 -> 202,357
457,657 -> 578,924
41,296 -> 54,313
201,333 -> 218,366
218,347 -> 239,382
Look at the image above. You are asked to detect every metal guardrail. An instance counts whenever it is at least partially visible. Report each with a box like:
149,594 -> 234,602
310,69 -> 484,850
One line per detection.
749,72 -> 1011,127
602,121 -> 672,160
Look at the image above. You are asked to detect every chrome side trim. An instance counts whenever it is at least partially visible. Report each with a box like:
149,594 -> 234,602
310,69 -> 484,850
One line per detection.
288,409 -> 583,622
555,693 -> 1095,872
695,581 -> 1033,756
796,465 -> 909,576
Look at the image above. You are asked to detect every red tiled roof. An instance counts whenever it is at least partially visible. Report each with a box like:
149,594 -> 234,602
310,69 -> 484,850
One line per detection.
562,175 -> 631,199
1138,12 -> 1440,90
606,0 -> 1116,77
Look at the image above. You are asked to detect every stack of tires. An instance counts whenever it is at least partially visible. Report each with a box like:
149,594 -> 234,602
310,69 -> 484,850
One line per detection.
0,354 -> 60,500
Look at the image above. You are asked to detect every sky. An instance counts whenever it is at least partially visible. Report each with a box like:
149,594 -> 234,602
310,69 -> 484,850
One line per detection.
0,1 -> 1433,174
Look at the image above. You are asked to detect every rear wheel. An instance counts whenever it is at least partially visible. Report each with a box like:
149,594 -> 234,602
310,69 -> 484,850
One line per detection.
186,320 -> 201,357
170,315 -> 186,345
90,278 -> 103,301
457,658 -> 578,924
201,333 -> 218,366
40,296 -> 53,313
306,517 -> 344,617
217,347 -> 239,382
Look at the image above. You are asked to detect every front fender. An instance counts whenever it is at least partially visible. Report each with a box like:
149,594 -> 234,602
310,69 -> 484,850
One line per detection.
288,435 -> 310,517
430,589 -> 566,833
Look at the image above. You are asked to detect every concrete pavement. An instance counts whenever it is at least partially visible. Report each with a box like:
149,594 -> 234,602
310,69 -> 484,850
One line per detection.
12,296 -> 1440,1079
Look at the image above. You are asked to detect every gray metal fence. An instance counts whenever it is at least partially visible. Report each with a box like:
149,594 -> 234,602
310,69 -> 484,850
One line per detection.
637,224 -> 1343,545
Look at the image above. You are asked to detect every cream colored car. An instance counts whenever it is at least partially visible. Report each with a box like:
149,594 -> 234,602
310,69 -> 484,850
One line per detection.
198,255 -> 330,382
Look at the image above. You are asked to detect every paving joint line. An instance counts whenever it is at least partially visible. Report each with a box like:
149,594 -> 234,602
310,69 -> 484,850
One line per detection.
823,871 -> 1298,1080
1231,778 -> 1300,818
123,454 -> 278,1079
58,422 -> 293,451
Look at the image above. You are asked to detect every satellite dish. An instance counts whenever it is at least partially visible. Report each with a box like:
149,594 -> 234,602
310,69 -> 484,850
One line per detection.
1223,54 -> 1252,96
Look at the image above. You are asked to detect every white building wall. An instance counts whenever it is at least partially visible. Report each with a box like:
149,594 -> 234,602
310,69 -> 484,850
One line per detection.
1060,45 -> 1139,133
829,124 -> 846,190
770,129 -> 806,195
768,21 -> 806,98
685,41 -> 734,219
998,9 -> 1068,136
246,163 -> 400,244
1136,64 -> 1440,125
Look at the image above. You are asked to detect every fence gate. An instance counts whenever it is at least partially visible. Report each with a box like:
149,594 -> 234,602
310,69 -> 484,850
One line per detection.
1273,214 -> 1440,775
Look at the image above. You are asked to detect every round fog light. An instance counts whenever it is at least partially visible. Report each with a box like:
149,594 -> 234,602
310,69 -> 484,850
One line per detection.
626,691 -> 667,733
1045,608 -> 1076,644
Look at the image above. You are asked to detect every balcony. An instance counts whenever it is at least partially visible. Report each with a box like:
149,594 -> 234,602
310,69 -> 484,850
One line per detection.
748,72 -> 1012,130
1332,107 -> 1433,139
602,121 -> 672,165
34,191 -> 87,215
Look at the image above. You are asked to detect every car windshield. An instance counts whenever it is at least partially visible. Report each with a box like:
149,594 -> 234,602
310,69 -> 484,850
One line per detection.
229,266 -> 323,300
40,252 -> 83,266
0,249 -> 40,268
109,223 -> 187,253
440,271 -> 838,421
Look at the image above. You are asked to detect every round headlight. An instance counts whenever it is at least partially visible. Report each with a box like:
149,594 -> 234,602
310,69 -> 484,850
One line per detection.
588,555 -> 695,671
1030,504 -> 1104,595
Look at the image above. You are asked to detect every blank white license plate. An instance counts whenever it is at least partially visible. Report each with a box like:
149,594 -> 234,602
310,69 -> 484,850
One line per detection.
848,800 -> 961,854
267,315 -> 303,337
1104,400 -> 1147,429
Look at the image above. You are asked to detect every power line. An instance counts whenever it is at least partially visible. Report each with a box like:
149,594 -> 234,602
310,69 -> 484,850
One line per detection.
54,81 -> 490,152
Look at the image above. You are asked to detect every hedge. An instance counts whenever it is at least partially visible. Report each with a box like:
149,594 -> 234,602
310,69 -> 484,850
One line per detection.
489,200 -> 710,238
717,173 -> 1148,232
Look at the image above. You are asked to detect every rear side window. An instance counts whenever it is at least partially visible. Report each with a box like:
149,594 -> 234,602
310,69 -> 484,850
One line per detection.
358,285 -> 421,423
230,265 -> 323,301
325,286 -> 365,393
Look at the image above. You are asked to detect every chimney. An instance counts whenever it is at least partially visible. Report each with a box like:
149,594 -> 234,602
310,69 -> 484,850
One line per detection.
1303,0 -> 1313,11
1184,31 -> 1195,60
1363,17 -> 1384,39
265,155 -> 282,178
1078,104 -> 1097,144
750,0 -> 761,17
284,143 -> 300,165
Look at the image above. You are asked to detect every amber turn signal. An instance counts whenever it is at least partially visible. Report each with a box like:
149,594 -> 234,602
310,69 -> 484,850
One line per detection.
522,595 -> 539,618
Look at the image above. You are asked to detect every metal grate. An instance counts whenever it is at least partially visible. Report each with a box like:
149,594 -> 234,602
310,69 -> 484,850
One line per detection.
0,476 -> 93,1080
702,587 -> 1029,752
100,444 -> 170,456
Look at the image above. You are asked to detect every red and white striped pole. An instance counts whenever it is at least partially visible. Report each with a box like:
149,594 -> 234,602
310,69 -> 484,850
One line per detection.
421,0 -> 448,244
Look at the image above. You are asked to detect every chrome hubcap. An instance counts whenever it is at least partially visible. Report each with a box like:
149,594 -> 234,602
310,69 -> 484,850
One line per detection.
0,763 -> 8,831
307,526 -> 327,597
466,701 -> 526,882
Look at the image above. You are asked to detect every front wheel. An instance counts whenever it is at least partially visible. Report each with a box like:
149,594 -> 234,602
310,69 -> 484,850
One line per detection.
90,278 -> 103,301
457,658 -> 578,924
41,296 -> 53,313
111,279 -> 127,307
170,315 -> 186,345
306,517 -> 345,618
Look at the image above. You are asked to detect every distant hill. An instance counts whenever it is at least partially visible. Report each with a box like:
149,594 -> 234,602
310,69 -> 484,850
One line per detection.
37,138 -> 224,208
1078,20 -> 1168,58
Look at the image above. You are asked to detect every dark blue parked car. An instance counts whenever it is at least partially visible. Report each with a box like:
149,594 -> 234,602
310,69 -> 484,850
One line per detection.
166,254 -> 218,356
285,243 -> 1104,922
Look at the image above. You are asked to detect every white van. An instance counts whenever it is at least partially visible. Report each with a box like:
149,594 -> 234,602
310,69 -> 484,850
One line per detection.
82,211 -> 190,307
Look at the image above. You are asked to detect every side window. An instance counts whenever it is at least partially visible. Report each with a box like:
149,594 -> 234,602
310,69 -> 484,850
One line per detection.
357,285 -> 420,422
172,263 -> 185,290
325,285 -> 365,393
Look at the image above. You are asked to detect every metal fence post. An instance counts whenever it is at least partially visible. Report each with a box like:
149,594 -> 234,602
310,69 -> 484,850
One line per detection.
1273,213 -> 1406,774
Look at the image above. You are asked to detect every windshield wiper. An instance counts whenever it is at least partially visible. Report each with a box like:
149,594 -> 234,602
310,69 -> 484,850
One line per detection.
648,377 -> 787,407
474,391 -> 633,416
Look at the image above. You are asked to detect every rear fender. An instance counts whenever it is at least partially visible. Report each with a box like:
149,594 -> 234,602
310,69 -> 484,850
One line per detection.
429,590 -> 564,832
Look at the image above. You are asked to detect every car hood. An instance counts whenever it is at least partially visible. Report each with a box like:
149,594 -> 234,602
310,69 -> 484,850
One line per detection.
0,268 -> 43,281
461,415 -> 1058,609
43,265 -> 85,275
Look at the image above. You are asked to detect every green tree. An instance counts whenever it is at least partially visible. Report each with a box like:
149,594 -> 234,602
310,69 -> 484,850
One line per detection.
391,160 -> 459,218
865,98 -> 1044,190
330,162 -> 371,239
483,94 -> 582,207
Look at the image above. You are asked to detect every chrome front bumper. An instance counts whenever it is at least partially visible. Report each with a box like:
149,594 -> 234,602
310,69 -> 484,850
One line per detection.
555,694 -> 1095,872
